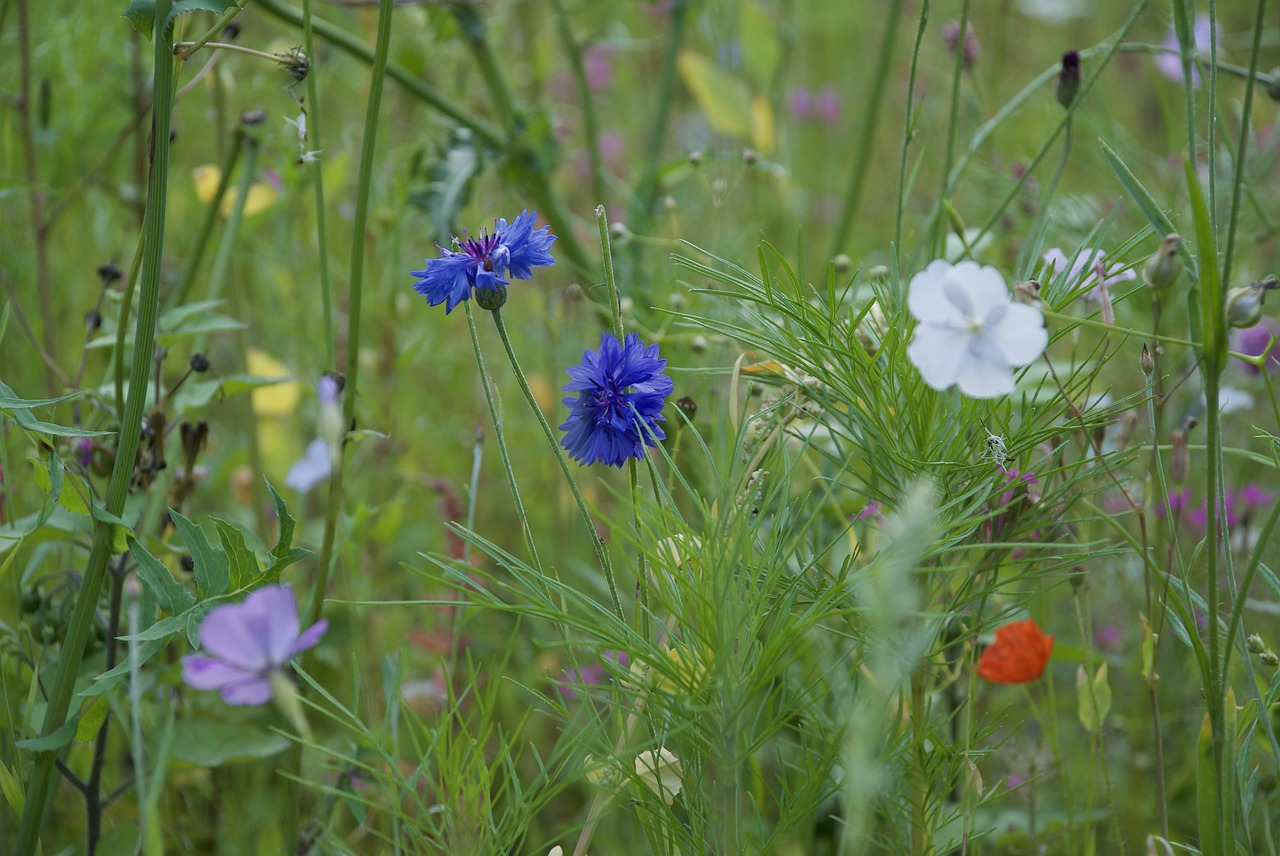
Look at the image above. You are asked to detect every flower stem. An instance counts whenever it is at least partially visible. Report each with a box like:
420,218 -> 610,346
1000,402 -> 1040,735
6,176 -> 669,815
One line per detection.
1221,0 -> 1268,290
830,0 -> 902,259
489,309 -> 623,621
299,0 -> 335,369
463,303 -> 542,570
15,1 -> 176,849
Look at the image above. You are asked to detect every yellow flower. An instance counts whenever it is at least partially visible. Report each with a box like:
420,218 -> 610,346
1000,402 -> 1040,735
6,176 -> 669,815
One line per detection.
634,747 -> 683,805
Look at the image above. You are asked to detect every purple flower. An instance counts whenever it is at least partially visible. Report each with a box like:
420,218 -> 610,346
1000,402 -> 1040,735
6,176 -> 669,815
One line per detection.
75,438 -> 93,468
1233,318 -> 1280,374
583,45 -> 613,92
410,210 -> 556,314
560,332 -> 674,468
813,86 -> 841,125
942,19 -> 981,71
182,585 -> 328,705
1042,248 -> 1136,301
1156,14 -> 1218,88
854,501 -> 883,521
557,650 -> 628,699
787,86 -> 812,119
285,438 -> 331,493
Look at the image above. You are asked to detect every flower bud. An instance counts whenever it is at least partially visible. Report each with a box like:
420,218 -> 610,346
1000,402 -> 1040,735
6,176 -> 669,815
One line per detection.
1247,634 -> 1266,654
474,284 -> 507,311
1140,344 -> 1154,377
1263,650 -> 1280,668
1170,429 -> 1189,484
1268,69 -> 1280,102
1056,51 -> 1081,109
675,395 -> 698,421
1142,234 -> 1183,291
1226,285 -> 1264,329
833,254 -> 852,275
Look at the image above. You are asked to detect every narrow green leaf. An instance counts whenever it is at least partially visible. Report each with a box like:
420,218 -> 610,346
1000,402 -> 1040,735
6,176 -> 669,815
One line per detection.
73,696 -> 111,744
1184,153 -> 1226,376
17,719 -> 77,753
0,760 -> 24,813
119,613 -> 188,643
1099,139 -> 1197,279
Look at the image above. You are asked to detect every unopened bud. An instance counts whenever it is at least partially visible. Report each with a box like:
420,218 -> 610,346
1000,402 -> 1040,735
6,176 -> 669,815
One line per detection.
240,108 -> 267,126
97,261 -> 123,285
189,353 -> 210,373
1268,69 -> 1280,102
1014,279 -> 1042,305
690,335 -> 708,353
1056,51 -> 1081,109
1143,234 -> 1183,291
1226,285 -> 1264,329
687,150 -> 703,167
1247,634 -> 1266,654
743,148 -> 759,166
609,221 -> 631,246
867,265 -> 890,284
675,395 -> 697,421
1170,429 -> 1189,484
474,284 -> 507,311
1262,651 -> 1280,668
1140,344 -> 1154,377
833,254 -> 852,275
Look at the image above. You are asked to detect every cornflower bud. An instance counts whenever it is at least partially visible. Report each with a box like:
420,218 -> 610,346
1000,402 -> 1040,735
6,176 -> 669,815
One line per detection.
1140,344 -> 1154,377
1247,634 -> 1266,654
1057,51 -> 1081,108
1263,651 -> 1280,668
1143,234 -> 1183,291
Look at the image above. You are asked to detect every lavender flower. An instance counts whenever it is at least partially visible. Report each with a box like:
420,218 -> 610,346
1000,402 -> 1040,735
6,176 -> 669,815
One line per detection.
1156,14 -> 1218,88
560,332 -> 674,467
410,210 -> 556,313
1042,247 -> 1136,301
182,585 -> 327,705
285,439 -> 331,493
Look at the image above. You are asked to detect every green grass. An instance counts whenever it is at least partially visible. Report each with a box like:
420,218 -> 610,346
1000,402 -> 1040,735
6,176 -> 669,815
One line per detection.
2,0 -> 1280,853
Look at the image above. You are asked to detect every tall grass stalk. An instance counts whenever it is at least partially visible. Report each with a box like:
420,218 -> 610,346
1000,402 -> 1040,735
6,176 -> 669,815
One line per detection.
15,0 -> 176,848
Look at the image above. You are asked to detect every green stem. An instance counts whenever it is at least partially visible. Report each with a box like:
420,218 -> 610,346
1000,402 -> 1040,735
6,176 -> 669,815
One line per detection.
596,206 -> 624,340
15,1 -> 176,849
551,0 -> 606,209
830,0 -> 902,260
632,0 -> 688,229
463,302 -> 542,569
305,0 -> 393,634
1221,0 -> 1268,289
895,0 -> 929,253
933,0 -> 971,257
177,1 -> 248,58
300,0 -> 335,369
114,235 -> 147,415
489,309 -> 623,621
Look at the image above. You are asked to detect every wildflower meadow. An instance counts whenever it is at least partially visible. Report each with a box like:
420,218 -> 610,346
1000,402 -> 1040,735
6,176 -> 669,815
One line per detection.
3,0 -> 1280,853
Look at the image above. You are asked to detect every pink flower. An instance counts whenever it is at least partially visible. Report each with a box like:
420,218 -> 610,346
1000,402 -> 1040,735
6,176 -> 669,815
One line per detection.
182,586 -> 328,705
1233,318 -> 1280,375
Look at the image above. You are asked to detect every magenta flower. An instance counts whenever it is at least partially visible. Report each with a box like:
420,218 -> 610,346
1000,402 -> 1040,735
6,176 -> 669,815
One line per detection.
1233,318 -> 1280,374
182,585 -> 328,706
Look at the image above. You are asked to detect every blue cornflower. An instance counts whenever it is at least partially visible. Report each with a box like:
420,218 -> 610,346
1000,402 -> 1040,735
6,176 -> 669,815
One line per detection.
560,332 -> 674,468
410,210 -> 557,313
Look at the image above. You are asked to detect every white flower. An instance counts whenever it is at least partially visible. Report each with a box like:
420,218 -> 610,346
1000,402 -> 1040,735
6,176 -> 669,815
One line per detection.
634,747 -> 683,805
906,260 -> 1048,398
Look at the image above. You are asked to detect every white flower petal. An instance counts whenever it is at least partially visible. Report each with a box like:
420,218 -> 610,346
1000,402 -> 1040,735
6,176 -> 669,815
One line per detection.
952,261 -> 1010,317
955,343 -> 1017,398
908,325 -> 970,390
988,303 -> 1048,366
907,260 -> 964,324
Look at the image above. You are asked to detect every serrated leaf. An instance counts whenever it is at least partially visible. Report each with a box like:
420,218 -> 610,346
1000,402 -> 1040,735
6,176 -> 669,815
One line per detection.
677,50 -> 753,140
83,636 -> 170,697
0,384 -> 113,438
171,511 -> 229,598
74,696 -> 111,744
212,518 -> 261,590
266,482 -> 309,573
124,0 -> 240,38
121,613 -> 188,643
129,537 -> 196,616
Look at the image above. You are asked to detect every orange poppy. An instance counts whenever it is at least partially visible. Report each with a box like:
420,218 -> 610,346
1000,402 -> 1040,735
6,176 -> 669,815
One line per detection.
977,619 -> 1054,684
